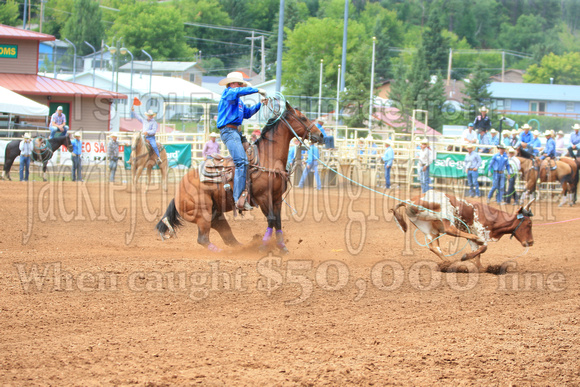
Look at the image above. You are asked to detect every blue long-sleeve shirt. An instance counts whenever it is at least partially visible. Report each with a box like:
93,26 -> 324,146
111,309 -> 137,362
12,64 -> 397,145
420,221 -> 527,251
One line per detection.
382,147 -> 394,167
489,152 -> 511,174
464,151 -> 482,172
543,137 -> 556,158
570,131 -> 580,147
520,131 -> 533,144
131,111 -> 158,136
489,135 -> 500,146
288,145 -> 297,163
72,138 -> 82,155
530,137 -> 542,155
306,145 -> 319,168
502,136 -> 512,147
217,87 -> 261,128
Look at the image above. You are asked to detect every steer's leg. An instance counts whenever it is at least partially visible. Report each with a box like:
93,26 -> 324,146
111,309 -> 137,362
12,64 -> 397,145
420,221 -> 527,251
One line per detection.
440,220 -> 485,244
426,234 -> 448,261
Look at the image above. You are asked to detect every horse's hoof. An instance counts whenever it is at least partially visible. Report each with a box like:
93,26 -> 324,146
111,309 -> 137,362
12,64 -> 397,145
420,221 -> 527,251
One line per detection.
278,245 -> 289,255
207,243 -> 222,253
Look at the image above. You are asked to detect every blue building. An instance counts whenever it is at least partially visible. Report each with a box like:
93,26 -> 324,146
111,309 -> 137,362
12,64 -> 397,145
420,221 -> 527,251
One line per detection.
489,82 -> 580,119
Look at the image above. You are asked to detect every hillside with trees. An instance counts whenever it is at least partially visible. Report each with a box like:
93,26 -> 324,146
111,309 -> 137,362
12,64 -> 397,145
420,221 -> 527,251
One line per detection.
3,0 -> 579,129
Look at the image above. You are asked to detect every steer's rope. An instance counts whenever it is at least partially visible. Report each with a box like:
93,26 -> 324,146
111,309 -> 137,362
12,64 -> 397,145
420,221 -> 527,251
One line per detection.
257,94 -> 537,257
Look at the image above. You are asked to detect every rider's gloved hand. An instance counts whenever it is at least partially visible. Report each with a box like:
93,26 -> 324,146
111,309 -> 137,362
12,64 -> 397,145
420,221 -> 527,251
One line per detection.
258,89 -> 267,97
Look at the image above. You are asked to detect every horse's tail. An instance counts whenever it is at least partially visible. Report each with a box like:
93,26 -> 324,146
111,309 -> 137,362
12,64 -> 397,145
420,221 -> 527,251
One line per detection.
155,198 -> 183,237
390,202 -> 408,233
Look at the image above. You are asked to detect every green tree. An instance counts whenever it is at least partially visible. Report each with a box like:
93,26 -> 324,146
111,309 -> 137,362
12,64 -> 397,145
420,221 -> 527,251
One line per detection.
0,0 -> 19,26
43,0 -> 74,38
341,44 -> 371,128
358,3 -> 404,80
282,17 -> 366,94
178,0 -> 232,59
524,52 -> 580,85
388,47 -> 446,132
62,0 -> 105,56
286,54 -> 321,96
110,1 -> 195,61
497,14 -> 552,54
463,61 -> 493,119
422,6 -> 450,74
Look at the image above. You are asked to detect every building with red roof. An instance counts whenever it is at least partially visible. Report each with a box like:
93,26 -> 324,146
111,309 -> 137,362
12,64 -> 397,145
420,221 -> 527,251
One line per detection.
0,24 -> 126,137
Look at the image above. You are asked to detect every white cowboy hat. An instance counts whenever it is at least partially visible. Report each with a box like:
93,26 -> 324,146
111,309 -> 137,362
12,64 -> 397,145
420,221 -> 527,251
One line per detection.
544,130 -> 554,137
57,106 -> 63,111
508,147 -> 516,153
218,71 -> 251,87
144,110 -> 156,117
209,132 -> 219,138
74,131 -> 82,137
511,129 -> 519,135
521,124 -> 532,130
23,132 -> 31,139
466,144 -> 475,149
502,131 -> 510,136
480,106 -> 488,112
385,139 -> 392,146
109,132 -> 118,138
572,123 -> 580,130
497,144 -> 506,149
532,130 -> 540,136
490,128 -> 498,134
419,138 -> 429,144
557,130 -> 565,136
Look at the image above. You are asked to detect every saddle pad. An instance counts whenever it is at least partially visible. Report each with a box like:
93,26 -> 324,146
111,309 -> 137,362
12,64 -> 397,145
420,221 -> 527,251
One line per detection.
200,157 -> 234,184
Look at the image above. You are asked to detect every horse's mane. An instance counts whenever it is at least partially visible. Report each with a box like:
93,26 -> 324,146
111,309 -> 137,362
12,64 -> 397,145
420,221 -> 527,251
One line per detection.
254,103 -> 309,146
132,131 -> 142,149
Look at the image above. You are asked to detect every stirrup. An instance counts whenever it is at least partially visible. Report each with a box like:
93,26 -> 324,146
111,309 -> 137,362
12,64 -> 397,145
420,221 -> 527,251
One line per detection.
236,202 -> 254,211
236,191 -> 253,211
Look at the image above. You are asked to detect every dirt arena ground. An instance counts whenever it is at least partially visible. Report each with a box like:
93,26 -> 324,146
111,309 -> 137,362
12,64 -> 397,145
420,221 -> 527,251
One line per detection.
1,178 -> 579,385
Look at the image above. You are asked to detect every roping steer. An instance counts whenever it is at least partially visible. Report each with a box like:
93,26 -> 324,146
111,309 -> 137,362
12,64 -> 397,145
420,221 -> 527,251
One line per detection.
391,191 -> 534,271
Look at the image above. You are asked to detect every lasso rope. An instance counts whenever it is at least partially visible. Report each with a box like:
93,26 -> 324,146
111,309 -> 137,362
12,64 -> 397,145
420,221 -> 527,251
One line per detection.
260,94 -> 474,256
259,92 -> 287,125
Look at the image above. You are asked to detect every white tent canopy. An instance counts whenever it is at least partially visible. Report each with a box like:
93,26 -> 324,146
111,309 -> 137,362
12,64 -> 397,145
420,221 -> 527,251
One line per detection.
0,86 -> 49,116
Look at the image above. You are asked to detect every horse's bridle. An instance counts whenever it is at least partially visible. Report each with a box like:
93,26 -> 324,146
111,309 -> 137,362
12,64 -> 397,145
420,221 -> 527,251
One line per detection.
510,209 -> 533,239
278,108 -> 318,144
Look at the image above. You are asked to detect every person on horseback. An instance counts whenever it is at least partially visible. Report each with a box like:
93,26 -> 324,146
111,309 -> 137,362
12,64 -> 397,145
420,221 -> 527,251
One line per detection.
131,107 -> 161,165
217,71 -> 267,211
540,130 -> 557,170
568,123 -> 580,159
530,130 -> 542,156
49,106 -> 69,139
473,106 -> 491,134
19,133 -> 32,181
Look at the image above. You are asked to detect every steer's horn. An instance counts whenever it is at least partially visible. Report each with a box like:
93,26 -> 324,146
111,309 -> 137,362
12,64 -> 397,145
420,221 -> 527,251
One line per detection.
524,197 -> 536,211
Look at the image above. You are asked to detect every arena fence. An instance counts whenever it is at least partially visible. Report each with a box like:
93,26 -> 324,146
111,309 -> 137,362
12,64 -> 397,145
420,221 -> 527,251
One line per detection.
0,126 -> 567,201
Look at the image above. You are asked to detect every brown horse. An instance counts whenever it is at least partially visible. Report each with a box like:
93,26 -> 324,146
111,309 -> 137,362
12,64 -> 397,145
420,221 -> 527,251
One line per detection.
517,157 -> 538,201
537,159 -> 573,206
130,132 -> 168,191
155,103 -> 323,253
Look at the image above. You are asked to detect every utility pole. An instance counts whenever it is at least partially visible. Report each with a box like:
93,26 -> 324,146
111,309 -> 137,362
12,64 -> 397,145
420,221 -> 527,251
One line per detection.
40,0 -> 45,33
260,35 -> 265,84
446,48 -> 452,86
340,0 -> 348,92
275,0 -> 285,93
246,32 -> 262,81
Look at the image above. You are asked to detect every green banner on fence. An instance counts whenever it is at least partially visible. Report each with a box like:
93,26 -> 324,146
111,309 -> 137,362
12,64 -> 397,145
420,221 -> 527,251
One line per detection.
430,152 -> 493,179
123,144 -> 191,170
